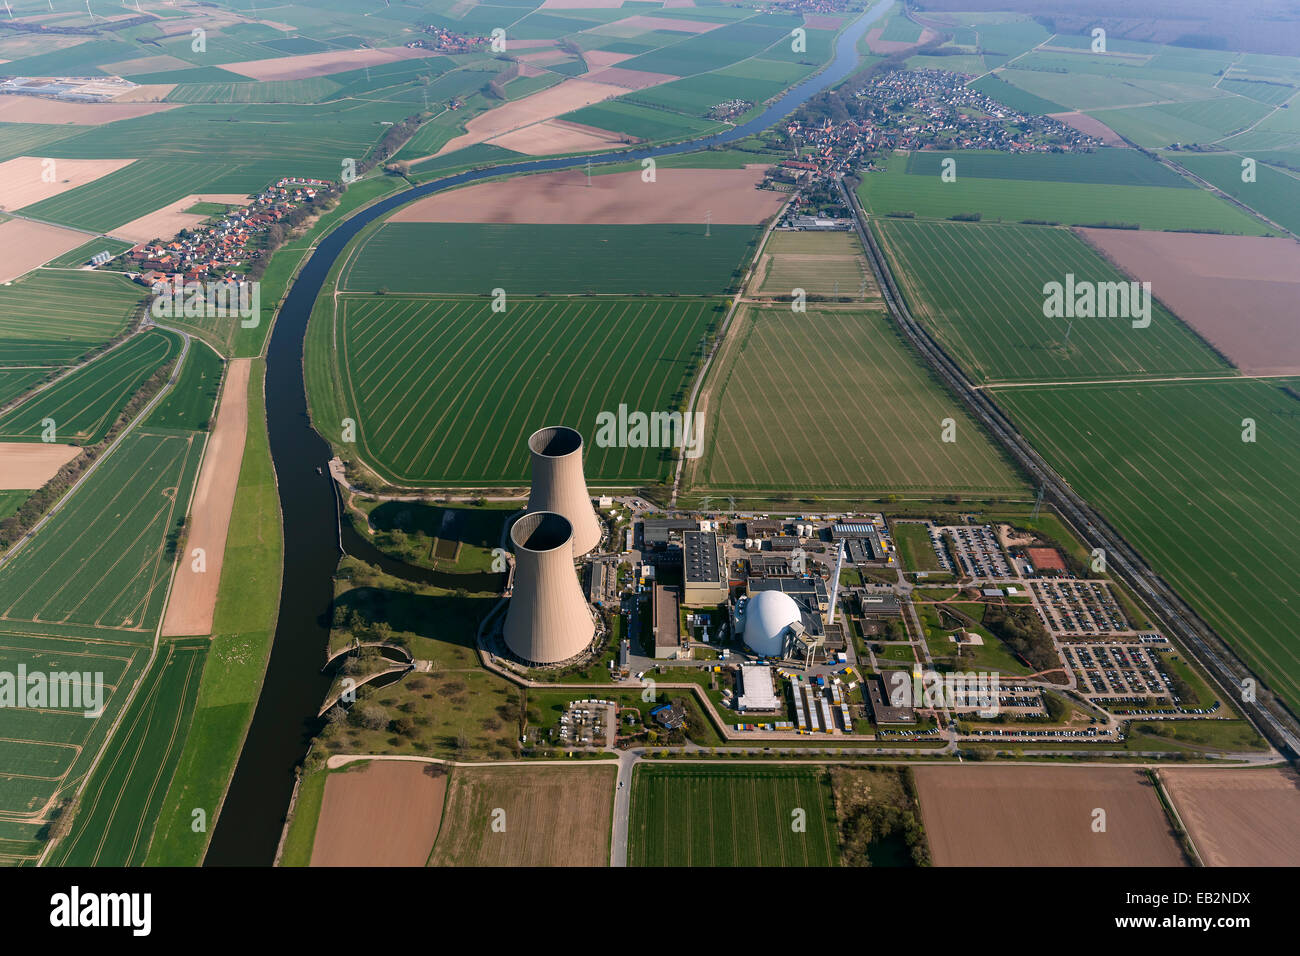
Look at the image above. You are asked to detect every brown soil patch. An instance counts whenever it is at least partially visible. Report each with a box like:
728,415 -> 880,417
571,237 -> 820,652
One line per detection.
613,14 -> 720,33
1049,111 -> 1127,146
111,192 -> 251,244
0,156 -> 135,212
436,78 -> 634,155
804,14 -> 844,29
1162,767 -> 1300,866
914,766 -> 1186,866
393,165 -> 782,224
161,357 -> 249,638
1077,228 -> 1300,375
0,94 -> 177,125
311,761 -> 448,867
0,442 -> 80,490
583,65 -> 678,89
488,118 -> 631,155
541,0 -> 626,6
428,764 -> 615,866
111,84 -> 176,103
0,219 -> 97,283
583,50 -> 635,70
516,49 -> 570,66
219,46 -> 430,82
865,26 -> 938,54
100,54 -> 193,75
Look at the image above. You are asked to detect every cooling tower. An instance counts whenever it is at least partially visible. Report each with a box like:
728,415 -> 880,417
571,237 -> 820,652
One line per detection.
526,425 -> 601,556
503,511 -> 595,665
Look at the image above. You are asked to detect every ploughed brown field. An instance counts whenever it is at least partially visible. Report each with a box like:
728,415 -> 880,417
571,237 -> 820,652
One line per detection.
392,165 -> 784,224
0,95 -> 175,125
1077,229 -> 1300,376
1162,768 -> 1300,866
311,760 -> 448,867
218,46 -> 430,82
0,442 -> 80,490
1048,111 -> 1127,146
0,219 -> 97,283
914,766 -> 1186,866
0,157 -> 135,211
428,764 -> 616,866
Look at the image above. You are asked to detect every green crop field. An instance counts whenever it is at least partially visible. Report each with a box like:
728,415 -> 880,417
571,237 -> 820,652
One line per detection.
1091,96 -> 1273,148
902,149 -> 1192,187
628,764 -> 840,866
342,222 -> 759,295
0,630 -> 148,826
0,427 -> 203,635
45,638 -> 208,867
757,230 -> 874,298
329,295 -> 722,485
874,220 -> 1233,384
145,341 -> 224,432
0,369 -> 46,408
41,238 -> 134,269
0,269 -> 145,366
692,307 -> 1026,495
559,100 -> 723,143
969,74 -> 1065,114
1170,152 -> 1300,236
993,379 -> 1300,713
857,154 -> 1267,233
165,78 -> 343,104
0,330 -> 180,444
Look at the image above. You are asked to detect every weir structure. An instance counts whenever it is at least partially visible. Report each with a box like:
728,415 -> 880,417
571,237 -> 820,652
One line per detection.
503,511 -> 595,665
526,425 -> 601,557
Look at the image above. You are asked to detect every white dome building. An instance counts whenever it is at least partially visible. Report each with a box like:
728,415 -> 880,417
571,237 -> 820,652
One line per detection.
740,589 -> 803,657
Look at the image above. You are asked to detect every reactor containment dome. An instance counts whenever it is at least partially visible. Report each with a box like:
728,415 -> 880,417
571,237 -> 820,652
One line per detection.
739,589 -> 803,658
526,425 -> 601,557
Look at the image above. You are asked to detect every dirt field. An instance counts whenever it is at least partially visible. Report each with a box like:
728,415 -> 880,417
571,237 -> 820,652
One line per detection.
0,156 -> 135,212
541,0 -> 626,6
100,54 -> 193,75
583,65 -> 678,89
865,26 -> 938,53
1077,228 -> 1300,375
436,78 -> 637,155
1162,768 -> 1300,866
489,118 -> 631,155
805,14 -> 844,28
1049,111 -> 1127,146
112,192 -> 251,244
112,84 -> 176,104
428,764 -> 616,866
0,442 -> 80,490
393,165 -> 782,223
219,45 -> 429,82
583,50 -> 635,69
914,766 -> 1186,866
161,357 -> 248,638
0,218 -> 100,283
609,14 -> 719,33
0,94 -> 176,125
311,761 -> 448,867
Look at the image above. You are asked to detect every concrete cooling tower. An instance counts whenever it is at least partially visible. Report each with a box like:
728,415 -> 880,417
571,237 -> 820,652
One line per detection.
503,511 -> 595,665
526,426 -> 601,556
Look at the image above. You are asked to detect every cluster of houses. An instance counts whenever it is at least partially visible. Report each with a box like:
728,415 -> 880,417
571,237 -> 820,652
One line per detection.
850,69 -> 1102,152
707,98 -> 753,121
128,178 -> 331,287
411,27 -> 490,54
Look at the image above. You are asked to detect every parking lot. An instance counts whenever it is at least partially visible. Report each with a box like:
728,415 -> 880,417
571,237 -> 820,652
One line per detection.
931,525 -> 1012,579
1064,643 -> 1170,698
1032,580 -> 1129,634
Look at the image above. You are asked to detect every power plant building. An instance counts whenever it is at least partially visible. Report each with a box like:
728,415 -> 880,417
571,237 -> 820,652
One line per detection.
503,511 -> 594,665
682,530 -> 727,605
525,426 -> 601,556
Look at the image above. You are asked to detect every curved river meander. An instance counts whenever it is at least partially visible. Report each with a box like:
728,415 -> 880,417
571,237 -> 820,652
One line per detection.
204,0 -> 893,865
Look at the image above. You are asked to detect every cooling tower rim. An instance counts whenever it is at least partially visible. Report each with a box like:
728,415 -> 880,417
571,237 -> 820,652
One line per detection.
527,424 -> 584,458
510,510 -> 575,554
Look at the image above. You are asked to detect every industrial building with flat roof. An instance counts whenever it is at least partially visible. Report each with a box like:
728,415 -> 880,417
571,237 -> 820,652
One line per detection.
866,671 -> 917,724
683,530 -> 728,605
651,583 -> 683,659
641,517 -> 699,550
737,665 -> 781,711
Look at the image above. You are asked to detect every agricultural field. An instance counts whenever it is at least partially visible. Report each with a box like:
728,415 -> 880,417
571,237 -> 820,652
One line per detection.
559,100 -> 723,143
0,330 -> 180,445
1170,152 -> 1300,236
428,764 -> 615,867
44,638 -> 208,867
992,378 -> 1300,715
330,295 -> 721,485
969,74 -> 1065,114
341,222 -> 758,295
874,219 -> 1233,384
1092,96 -> 1274,148
915,766 -> 1185,866
145,342 -> 225,432
901,149 -> 1191,187
628,764 -> 839,867
755,229 -> 876,299
1161,768 -> 1300,867
691,306 -> 1026,495
41,238 -> 135,269
309,760 -> 448,867
857,153 -> 1268,234
0,427 -> 203,635
0,269 -> 145,367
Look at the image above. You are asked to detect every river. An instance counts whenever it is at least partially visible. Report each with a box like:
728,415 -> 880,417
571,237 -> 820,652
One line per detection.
204,0 -> 894,866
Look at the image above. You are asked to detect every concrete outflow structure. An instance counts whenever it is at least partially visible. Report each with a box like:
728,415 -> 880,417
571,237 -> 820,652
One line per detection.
526,425 -> 601,556
504,511 -> 594,665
